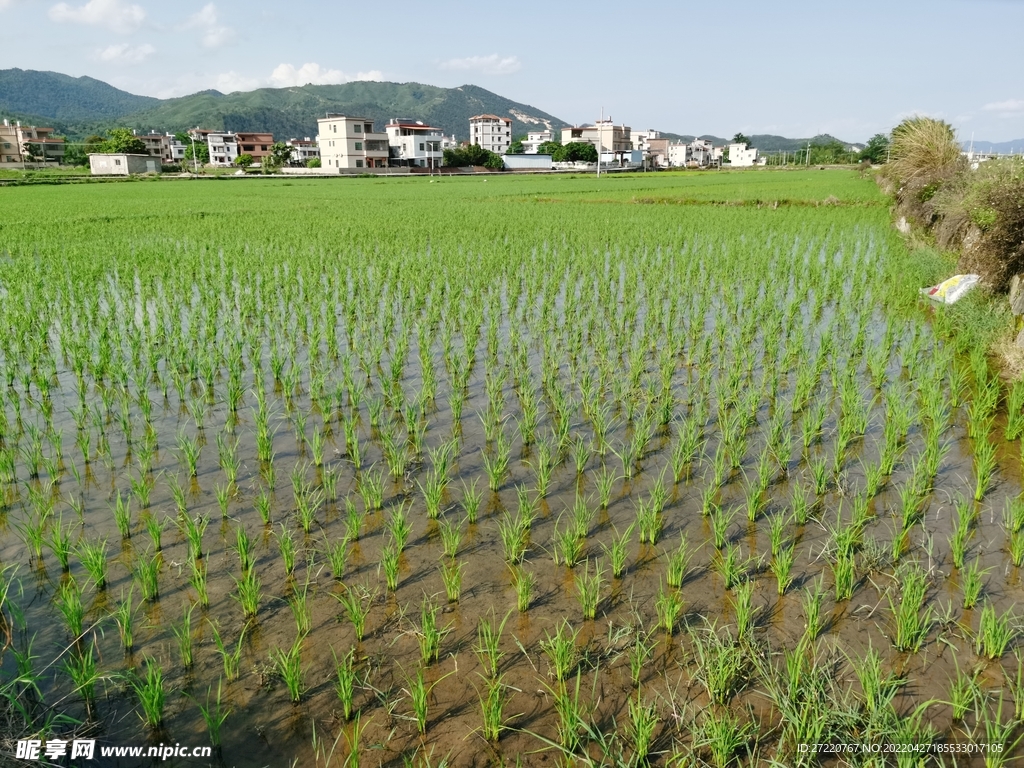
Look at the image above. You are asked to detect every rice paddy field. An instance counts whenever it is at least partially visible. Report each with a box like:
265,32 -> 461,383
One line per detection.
1,169 -> 1023,767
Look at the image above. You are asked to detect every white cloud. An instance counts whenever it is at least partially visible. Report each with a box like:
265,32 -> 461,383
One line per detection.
181,3 -> 234,48
96,42 -> 154,62
982,99 -> 1024,115
48,0 -> 145,33
438,54 -> 521,75
269,62 -> 381,87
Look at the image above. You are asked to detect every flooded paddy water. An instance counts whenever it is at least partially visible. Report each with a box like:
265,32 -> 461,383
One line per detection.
1,172 -> 1023,766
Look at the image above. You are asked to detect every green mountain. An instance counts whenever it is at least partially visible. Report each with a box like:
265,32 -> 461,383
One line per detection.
0,68 -> 159,123
120,81 -> 567,142
0,68 -> 857,149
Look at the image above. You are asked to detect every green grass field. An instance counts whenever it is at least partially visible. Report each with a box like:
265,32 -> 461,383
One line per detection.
1,169 -> 1021,767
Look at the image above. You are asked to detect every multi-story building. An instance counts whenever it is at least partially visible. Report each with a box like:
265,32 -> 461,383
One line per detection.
561,119 -> 632,153
469,114 -> 512,154
286,138 -> 320,165
136,133 -> 166,159
236,132 -> 275,164
523,130 -> 552,154
726,142 -> 763,167
207,133 -> 239,166
385,119 -> 442,168
670,139 -> 721,168
316,115 -> 390,170
1,120 -> 65,166
1,119 -> 22,165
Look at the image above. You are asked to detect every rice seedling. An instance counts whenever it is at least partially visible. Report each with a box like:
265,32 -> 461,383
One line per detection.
62,641 -> 99,719
716,542 -> 744,590
46,515 -> 74,571
417,471 -> 447,520
416,597 -> 449,665
332,646 -> 359,721
172,602 -> 194,669
345,496 -> 364,540
133,657 -> 166,729
478,673 -> 511,742
512,566 -> 535,613
278,524 -> 296,575
696,706 -> 753,768
541,619 -> 580,682
325,535 -> 350,580
112,490 -> 131,539
133,549 -> 160,602
949,659 -> 982,722
381,544 -> 400,592
190,678 -> 230,747
974,436 -> 998,501
271,635 -> 306,702
627,691 -> 659,763
689,622 -> 749,705
791,479 -> 812,525
551,515 -> 582,568
438,516 -> 462,559
474,610 -> 509,680
235,525 -> 256,573
334,583 -> 374,642
77,537 -> 108,590
359,467 -> 385,511
770,542 -> 796,596
55,576 -> 85,639
113,587 -> 136,653
833,553 -> 856,601
802,580 -> 825,642
664,534 -> 691,588
962,556 -> 987,610
852,643 -> 904,715
290,581 -> 313,635
189,558 -> 209,608
636,498 -> 663,545
655,579 -> 684,635
440,557 -> 464,603
386,502 -> 413,552
888,564 -> 934,653
233,567 -> 262,618
209,620 -> 247,681
461,479 -> 483,523
575,559 -> 603,620
976,603 -> 1018,660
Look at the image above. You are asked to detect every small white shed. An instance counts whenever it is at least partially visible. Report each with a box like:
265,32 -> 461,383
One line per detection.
89,153 -> 159,176
503,154 -> 553,171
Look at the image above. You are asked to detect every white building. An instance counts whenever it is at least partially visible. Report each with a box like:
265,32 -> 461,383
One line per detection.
287,138 -> 320,165
441,134 -> 459,152
89,153 -> 159,175
523,130 -> 552,154
726,142 -> 763,167
207,133 -> 238,166
469,114 -> 512,154
385,119 -> 442,168
316,115 -> 390,170
669,139 -> 722,168
561,120 -> 632,153
503,154 -> 552,170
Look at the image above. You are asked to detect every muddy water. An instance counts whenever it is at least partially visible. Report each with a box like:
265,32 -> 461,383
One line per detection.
3,316 -> 1024,768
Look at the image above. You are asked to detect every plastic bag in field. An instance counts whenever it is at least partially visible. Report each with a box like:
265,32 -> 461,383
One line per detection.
920,274 -> 980,304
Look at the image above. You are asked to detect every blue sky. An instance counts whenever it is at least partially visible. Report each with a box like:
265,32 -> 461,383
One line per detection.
1,0 -> 1022,142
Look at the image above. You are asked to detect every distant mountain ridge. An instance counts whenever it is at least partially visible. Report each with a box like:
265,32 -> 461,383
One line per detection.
0,69 -> 569,142
960,139 -> 1024,154
0,68 -> 159,123
0,67 -> 860,149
